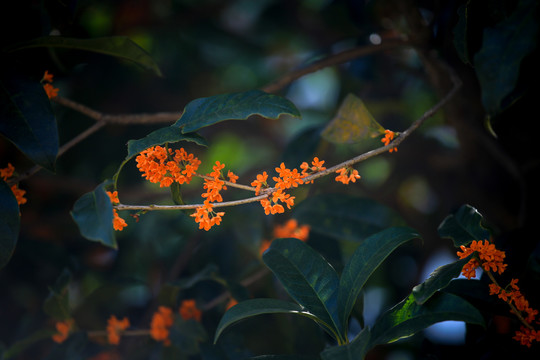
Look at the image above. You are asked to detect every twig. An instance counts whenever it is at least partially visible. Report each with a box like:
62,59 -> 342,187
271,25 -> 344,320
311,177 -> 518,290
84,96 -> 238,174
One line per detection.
116,60 -> 461,212
261,39 -> 411,93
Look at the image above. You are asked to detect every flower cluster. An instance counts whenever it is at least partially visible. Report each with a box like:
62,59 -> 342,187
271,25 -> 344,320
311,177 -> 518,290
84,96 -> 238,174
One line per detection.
335,166 -> 361,184
150,306 -> 174,346
136,146 -> 201,188
179,299 -> 202,321
260,219 -> 310,255
252,162 -> 303,215
191,161 -> 237,231
41,70 -> 59,99
150,300 -> 202,346
457,239 -> 538,347
457,239 -> 506,279
300,157 -> 326,184
106,316 -> 130,345
381,129 -> 398,153
107,191 -> 127,231
1,163 -> 27,205
52,319 -> 74,344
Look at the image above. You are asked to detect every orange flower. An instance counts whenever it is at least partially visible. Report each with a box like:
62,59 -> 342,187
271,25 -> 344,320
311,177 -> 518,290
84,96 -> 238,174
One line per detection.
259,238 -> 272,255
106,315 -> 130,345
226,298 -> 238,310
251,172 -> 268,195
1,163 -> 27,205
42,70 -> 54,83
381,130 -> 398,153
273,219 -> 310,242
335,167 -> 361,184
457,240 -> 506,278
300,157 -> 326,183
52,319 -> 74,344
106,191 -> 120,204
191,200 -> 225,231
179,299 -> 202,322
227,170 -> 239,183
136,146 -> 200,187
274,163 -> 303,190
43,83 -> 59,99
150,306 -> 174,346
513,327 -> 540,347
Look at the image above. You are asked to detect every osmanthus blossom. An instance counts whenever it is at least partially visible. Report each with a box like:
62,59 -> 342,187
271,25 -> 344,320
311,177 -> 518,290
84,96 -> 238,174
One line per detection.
457,239 -> 539,347
106,315 -> 130,345
1,163 -> 27,205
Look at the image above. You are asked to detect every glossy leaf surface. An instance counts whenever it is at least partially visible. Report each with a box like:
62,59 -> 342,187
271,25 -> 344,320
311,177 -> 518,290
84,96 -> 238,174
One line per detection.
370,293 -> 484,346
338,227 -> 420,334
437,204 -> 490,247
473,0 -> 538,115
263,238 -> 343,342
214,298 -> 317,344
294,194 -> 404,242
70,181 -> 116,248
0,70 -> 58,170
412,255 -> 472,305
320,328 -> 371,360
174,90 -> 301,133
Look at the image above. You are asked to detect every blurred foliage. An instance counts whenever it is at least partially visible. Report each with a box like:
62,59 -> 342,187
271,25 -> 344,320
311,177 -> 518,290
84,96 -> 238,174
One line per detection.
1,0 -> 539,359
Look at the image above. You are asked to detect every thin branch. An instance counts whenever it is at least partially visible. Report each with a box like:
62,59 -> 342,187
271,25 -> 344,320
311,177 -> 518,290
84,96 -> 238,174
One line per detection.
116,60 -> 461,212
195,173 -> 257,192
261,39 -> 411,93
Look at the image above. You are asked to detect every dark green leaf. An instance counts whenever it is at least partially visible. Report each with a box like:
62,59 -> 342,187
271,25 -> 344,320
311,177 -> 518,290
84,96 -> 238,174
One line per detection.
437,204 -> 490,247
320,327 -> 371,360
0,70 -> 58,170
43,269 -> 72,320
174,90 -> 301,133
412,255 -> 473,305
281,125 -> 322,169
338,227 -> 420,334
0,180 -> 20,269
370,293 -> 484,347
214,298 -> 318,344
262,238 -> 343,342
473,0 -> 539,116
126,129 -> 207,160
453,1 -> 471,65
5,36 -> 162,76
70,181 -> 116,248
294,194 -> 404,242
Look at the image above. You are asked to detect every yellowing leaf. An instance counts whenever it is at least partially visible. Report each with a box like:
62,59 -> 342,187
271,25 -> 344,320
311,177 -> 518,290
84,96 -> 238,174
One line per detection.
322,94 -> 385,144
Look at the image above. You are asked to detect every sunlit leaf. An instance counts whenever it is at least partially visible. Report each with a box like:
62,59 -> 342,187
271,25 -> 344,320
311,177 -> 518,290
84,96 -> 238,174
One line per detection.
412,255 -> 472,305
214,298 -> 318,344
294,194 -> 405,242
473,0 -> 538,116
321,94 -> 385,144
320,327 -> 371,360
5,36 -> 162,76
262,238 -> 344,342
70,181 -> 116,248
437,204 -> 490,247
0,180 -> 20,269
338,227 -> 420,334
0,69 -> 58,170
370,293 -> 484,346
174,90 -> 301,133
